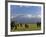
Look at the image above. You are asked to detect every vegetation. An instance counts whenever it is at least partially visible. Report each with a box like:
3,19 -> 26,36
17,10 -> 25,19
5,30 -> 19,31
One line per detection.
11,21 -> 41,32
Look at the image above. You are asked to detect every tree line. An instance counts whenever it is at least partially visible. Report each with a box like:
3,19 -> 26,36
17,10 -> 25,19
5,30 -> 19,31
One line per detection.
11,21 -> 41,30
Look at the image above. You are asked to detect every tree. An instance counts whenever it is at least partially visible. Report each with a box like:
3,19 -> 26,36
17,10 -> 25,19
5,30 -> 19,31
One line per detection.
20,23 -> 22,27
37,22 -> 41,27
11,21 -> 15,30
25,24 -> 29,28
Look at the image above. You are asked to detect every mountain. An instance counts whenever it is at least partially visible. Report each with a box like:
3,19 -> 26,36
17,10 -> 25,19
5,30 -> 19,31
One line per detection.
11,16 -> 41,24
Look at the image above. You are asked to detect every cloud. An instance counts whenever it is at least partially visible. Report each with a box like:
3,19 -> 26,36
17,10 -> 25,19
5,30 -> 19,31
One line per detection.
11,16 -> 16,19
37,15 -> 41,18
11,14 -> 41,19
25,14 -> 41,18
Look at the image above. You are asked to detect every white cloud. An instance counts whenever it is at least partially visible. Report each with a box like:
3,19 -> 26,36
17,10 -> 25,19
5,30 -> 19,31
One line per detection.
26,14 -> 41,18
26,14 -> 32,18
37,15 -> 41,18
11,16 -> 16,19
11,14 -> 41,19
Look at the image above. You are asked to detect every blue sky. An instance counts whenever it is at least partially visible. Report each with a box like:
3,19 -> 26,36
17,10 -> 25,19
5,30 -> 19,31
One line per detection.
10,5 -> 41,18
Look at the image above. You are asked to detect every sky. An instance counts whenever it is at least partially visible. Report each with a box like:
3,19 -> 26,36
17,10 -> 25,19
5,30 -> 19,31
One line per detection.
10,5 -> 41,19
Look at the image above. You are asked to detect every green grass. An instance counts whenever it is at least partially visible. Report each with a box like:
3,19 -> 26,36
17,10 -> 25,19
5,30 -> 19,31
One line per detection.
11,24 -> 41,32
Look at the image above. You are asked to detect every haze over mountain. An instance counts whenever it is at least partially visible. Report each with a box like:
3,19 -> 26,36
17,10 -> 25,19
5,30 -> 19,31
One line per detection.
11,14 -> 41,24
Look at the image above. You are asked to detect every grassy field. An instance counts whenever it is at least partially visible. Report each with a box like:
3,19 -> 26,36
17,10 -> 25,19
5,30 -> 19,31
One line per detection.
11,23 -> 41,32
